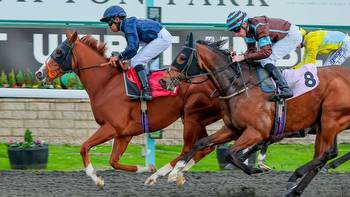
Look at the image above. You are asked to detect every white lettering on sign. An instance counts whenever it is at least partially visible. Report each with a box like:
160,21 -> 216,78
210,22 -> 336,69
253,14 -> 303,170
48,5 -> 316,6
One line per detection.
0,33 -> 7,41
33,34 -> 59,63
163,36 -> 180,65
104,35 -> 127,56
0,1 -> 145,22
29,32 -> 306,67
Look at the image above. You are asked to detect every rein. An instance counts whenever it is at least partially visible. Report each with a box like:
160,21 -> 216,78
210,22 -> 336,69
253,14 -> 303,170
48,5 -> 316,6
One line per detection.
51,40 -> 121,75
210,61 -> 269,100
75,61 -> 118,72
218,76 -> 269,100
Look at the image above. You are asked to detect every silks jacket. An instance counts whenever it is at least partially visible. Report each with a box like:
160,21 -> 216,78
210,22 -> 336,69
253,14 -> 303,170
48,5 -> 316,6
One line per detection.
119,17 -> 162,60
294,30 -> 346,69
243,16 -> 291,61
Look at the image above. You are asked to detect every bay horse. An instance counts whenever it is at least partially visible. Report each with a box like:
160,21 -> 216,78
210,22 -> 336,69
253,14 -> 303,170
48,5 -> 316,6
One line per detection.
35,31 -> 227,187
162,38 -> 350,196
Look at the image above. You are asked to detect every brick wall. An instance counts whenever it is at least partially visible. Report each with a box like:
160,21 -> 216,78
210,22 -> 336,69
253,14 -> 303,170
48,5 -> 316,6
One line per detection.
1,98 -> 349,145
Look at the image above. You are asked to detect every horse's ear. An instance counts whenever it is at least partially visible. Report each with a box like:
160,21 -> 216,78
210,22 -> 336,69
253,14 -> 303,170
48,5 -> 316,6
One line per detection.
185,32 -> 194,48
65,31 -> 78,44
65,30 -> 72,39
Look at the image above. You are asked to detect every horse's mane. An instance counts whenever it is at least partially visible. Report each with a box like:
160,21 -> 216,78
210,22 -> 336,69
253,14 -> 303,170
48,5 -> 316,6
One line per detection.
196,39 -> 231,57
197,39 -> 259,69
80,35 -> 107,58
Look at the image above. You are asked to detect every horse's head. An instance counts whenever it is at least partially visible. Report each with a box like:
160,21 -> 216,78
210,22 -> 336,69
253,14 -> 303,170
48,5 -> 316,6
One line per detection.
159,33 -> 204,91
35,31 -> 79,83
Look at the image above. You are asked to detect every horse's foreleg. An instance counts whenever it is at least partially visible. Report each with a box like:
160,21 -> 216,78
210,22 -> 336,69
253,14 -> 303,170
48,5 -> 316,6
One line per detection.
167,146 -> 216,186
226,127 -> 265,175
257,143 -> 271,171
285,167 -> 319,197
286,135 -> 338,196
189,146 -> 216,169
145,121 -> 204,185
168,126 -> 235,184
166,128 -> 216,186
80,123 -> 116,188
323,151 -> 350,171
109,135 -> 143,172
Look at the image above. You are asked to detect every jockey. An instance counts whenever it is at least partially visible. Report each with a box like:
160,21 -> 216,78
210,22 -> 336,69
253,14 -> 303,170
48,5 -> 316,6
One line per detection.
100,5 -> 172,101
226,10 -> 302,101
294,29 -> 350,69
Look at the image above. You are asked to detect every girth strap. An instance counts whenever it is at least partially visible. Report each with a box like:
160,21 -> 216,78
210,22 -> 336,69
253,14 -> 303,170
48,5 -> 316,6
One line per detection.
140,100 -> 149,133
272,99 -> 287,139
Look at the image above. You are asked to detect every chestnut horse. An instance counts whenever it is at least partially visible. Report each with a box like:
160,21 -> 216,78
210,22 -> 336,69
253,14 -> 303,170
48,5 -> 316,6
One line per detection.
35,31 -> 227,187
163,39 -> 350,196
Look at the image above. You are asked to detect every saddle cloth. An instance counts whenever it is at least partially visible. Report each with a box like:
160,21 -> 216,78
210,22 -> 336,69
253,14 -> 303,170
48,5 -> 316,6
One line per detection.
257,64 -> 319,99
123,68 -> 179,100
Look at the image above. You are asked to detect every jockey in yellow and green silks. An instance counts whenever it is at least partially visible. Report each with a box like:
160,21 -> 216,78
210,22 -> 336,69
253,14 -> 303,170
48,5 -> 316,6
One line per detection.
294,29 -> 350,69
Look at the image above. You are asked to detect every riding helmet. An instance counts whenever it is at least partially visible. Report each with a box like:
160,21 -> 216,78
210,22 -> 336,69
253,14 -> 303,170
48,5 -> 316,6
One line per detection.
100,5 -> 127,22
226,10 -> 248,31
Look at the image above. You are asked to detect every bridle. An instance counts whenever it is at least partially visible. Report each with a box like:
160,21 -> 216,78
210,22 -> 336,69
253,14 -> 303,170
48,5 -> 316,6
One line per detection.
167,46 -> 210,86
49,40 -> 118,77
206,59 -> 244,99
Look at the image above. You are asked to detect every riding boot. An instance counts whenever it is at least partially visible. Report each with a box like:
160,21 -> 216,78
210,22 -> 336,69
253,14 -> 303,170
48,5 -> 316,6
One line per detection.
134,64 -> 152,101
264,63 -> 293,101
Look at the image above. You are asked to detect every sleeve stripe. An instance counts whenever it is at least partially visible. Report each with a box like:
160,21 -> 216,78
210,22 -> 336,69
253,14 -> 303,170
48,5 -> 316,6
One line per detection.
269,29 -> 289,33
258,36 -> 272,47
244,37 -> 256,43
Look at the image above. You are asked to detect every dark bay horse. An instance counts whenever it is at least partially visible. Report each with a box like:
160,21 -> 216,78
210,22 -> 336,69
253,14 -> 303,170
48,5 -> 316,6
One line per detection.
35,31 -> 227,187
162,39 -> 350,196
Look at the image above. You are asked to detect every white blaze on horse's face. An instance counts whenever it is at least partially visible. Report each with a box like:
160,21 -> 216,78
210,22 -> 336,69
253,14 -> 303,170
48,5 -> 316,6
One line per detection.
35,63 -> 48,82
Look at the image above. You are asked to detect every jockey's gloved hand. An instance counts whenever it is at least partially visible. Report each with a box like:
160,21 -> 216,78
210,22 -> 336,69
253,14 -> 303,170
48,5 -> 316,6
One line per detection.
231,54 -> 245,63
230,51 -> 237,58
109,55 -> 119,62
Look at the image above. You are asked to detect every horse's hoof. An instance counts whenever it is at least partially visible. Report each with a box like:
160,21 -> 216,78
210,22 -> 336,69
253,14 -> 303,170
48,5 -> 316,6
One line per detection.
176,174 -> 186,186
284,187 -> 301,197
144,176 -> 157,185
168,173 -> 178,183
96,177 -> 105,189
148,165 -> 157,173
283,190 -> 297,197
251,167 -> 263,174
320,167 -> 329,174
286,181 -> 297,190
258,163 -> 272,172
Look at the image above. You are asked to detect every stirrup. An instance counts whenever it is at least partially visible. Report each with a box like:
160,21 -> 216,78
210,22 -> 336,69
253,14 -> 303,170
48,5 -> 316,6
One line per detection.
268,93 -> 292,102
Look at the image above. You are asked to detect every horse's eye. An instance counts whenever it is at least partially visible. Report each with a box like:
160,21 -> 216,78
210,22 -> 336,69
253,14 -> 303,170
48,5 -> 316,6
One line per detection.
176,54 -> 187,64
179,54 -> 187,61
180,56 -> 187,61
55,49 -> 63,57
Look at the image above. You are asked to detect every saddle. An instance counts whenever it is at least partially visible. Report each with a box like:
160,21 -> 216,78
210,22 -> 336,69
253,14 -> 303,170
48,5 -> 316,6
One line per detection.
123,67 -> 179,101
256,64 -> 319,98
